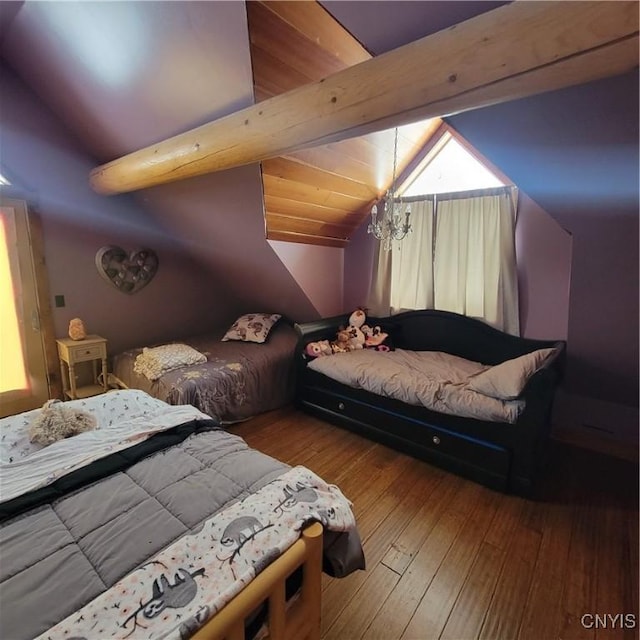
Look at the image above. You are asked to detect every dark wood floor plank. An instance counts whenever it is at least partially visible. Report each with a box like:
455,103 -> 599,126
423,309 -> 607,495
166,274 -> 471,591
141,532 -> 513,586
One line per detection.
323,563 -> 400,640
595,494 -> 634,640
363,508 -> 466,640
321,457 -> 438,634
362,480 -> 481,640
478,520 -> 541,640
439,540 -> 505,640
401,486 -> 500,639
559,488 -> 597,640
230,408 -> 638,640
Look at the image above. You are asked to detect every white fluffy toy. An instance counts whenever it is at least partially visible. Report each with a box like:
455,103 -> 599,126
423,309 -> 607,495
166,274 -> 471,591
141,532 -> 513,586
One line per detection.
28,399 -> 97,446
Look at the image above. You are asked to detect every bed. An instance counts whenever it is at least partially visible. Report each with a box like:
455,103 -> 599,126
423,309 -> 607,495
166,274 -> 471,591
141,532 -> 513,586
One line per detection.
296,309 -> 566,494
111,315 -> 298,424
0,390 -> 364,640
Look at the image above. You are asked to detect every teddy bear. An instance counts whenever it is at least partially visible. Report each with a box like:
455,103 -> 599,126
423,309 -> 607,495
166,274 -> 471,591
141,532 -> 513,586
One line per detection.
343,308 -> 366,351
304,340 -> 334,358
28,399 -> 97,446
304,328 -> 352,359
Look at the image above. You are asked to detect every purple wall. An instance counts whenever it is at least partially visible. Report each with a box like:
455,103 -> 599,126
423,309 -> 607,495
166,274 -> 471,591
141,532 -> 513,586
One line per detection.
269,240 -> 345,318
516,193 -> 572,341
448,71 -> 639,409
133,169 -> 320,324
1,61 -> 323,357
0,64 -> 237,354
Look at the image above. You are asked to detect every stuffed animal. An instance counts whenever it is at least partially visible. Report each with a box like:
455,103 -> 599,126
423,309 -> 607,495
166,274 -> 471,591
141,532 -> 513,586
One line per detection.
304,329 -> 351,359
304,309 -> 371,358
304,340 -> 333,359
331,328 -> 351,353
344,308 -> 366,351
28,399 -> 97,446
362,324 -> 393,352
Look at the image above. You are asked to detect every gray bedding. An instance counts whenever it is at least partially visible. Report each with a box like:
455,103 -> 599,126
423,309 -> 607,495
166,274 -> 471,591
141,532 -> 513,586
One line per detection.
0,421 -> 363,640
112,323 -> 298,424
307,348 -> 526,423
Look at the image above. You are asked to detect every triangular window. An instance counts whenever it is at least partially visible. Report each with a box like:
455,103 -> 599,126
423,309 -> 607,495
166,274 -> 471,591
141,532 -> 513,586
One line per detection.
400,130 -> 506,197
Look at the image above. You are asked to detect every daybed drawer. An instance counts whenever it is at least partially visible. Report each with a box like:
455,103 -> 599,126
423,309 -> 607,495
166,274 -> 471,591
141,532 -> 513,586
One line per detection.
300,386 -> 510,490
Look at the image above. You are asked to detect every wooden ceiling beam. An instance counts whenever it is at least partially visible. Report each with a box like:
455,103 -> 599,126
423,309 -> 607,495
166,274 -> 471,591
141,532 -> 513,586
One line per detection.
90,1 -> 639,195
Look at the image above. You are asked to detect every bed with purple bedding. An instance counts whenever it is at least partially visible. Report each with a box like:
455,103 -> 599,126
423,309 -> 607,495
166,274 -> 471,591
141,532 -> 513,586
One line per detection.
111,322 -> 298,424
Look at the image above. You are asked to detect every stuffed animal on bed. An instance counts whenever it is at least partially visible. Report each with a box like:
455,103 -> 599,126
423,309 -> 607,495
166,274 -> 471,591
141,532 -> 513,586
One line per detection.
362,324 -> 394,352
344,308 -> 366,351
304,340 -> 334,358
28,399 -> 97,446
304,309 -> 373,359
304,329 -> 351,359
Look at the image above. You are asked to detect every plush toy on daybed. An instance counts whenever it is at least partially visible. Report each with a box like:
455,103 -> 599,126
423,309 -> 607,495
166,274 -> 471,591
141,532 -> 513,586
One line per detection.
28,399 -> 97,446
304,308 -> 394,358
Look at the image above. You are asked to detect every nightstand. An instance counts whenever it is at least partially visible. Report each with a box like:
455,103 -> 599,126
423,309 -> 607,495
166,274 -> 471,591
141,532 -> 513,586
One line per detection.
57,335 -> 108,400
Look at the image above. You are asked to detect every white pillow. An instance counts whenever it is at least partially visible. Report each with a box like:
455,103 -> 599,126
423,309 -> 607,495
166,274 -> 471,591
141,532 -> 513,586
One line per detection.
134,344 -> 207,381
467,348 -> 557,400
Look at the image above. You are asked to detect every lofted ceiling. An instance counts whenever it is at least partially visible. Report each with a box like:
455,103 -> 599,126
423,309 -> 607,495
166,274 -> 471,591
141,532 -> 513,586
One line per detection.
1,1 -> 637,250
247,1 -> 440,248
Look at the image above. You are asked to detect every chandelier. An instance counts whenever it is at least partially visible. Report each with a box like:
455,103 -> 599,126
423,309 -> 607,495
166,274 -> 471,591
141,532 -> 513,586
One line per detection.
367,127 -> 412,250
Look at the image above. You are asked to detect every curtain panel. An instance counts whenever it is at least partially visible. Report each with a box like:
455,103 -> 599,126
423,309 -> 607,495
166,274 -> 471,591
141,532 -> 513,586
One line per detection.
367,186 -> 520,335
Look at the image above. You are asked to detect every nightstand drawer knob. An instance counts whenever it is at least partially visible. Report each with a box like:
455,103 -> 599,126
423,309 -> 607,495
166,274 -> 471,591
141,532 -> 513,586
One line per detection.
432,436 -> 441,445
338,402 -> 345,411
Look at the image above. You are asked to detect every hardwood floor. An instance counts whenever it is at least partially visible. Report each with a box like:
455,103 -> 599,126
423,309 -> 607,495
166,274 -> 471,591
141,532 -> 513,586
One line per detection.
230,407 -> 639,640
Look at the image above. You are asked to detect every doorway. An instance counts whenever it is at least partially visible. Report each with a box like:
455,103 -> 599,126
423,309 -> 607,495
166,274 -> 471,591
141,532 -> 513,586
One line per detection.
0,198 -> 50,417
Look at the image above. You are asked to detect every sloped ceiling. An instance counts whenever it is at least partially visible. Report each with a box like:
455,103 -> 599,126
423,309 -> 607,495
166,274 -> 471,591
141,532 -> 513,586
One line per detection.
0,1 -> 256,162
4,0 -> 634,250
248,1 -> 439,247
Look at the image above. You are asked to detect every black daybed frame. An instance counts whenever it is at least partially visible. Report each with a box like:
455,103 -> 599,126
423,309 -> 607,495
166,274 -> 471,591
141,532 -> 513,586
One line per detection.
294,309 -> 566,495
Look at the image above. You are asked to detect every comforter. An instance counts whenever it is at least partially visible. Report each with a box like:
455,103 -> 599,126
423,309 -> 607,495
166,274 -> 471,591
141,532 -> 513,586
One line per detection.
307,348 -> 525,423
111,323 -> 298,424
0,391 -> 364,640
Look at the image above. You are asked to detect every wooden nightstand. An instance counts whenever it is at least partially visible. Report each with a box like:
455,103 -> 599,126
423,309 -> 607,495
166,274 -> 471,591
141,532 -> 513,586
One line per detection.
57,335 -> 108,400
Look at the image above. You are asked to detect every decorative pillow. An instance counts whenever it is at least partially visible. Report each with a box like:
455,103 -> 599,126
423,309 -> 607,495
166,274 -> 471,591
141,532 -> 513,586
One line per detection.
134,343 -> 207,381
467,347 -> 557,400
221,313 -> 282,344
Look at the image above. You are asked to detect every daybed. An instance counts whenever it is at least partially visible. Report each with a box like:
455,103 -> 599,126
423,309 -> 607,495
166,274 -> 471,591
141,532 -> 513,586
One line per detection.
295,309 -> 566,495
0,390 -> 364,640
111,315 -> 297,424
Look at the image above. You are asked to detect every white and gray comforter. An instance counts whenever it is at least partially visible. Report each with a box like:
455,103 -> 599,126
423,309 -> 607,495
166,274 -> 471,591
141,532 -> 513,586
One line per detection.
307,348 -> 525,423
0,391 -> 364,640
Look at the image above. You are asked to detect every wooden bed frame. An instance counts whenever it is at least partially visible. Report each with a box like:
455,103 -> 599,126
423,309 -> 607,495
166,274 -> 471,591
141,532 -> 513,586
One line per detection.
192,522 -> 323,640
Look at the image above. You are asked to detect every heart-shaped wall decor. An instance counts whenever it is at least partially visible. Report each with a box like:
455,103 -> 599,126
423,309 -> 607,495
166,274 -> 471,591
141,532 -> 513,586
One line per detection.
95,245 -> 159,294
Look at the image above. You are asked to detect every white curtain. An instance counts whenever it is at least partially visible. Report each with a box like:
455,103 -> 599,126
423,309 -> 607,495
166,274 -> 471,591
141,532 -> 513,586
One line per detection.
367,198 -> 435,316
367,187 -> 520,335
434,189 -> 519,335
390,198 -> 435,314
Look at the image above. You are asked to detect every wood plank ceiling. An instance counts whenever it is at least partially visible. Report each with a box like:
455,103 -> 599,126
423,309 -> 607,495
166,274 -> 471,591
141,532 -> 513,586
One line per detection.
247,0 -> 441,248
